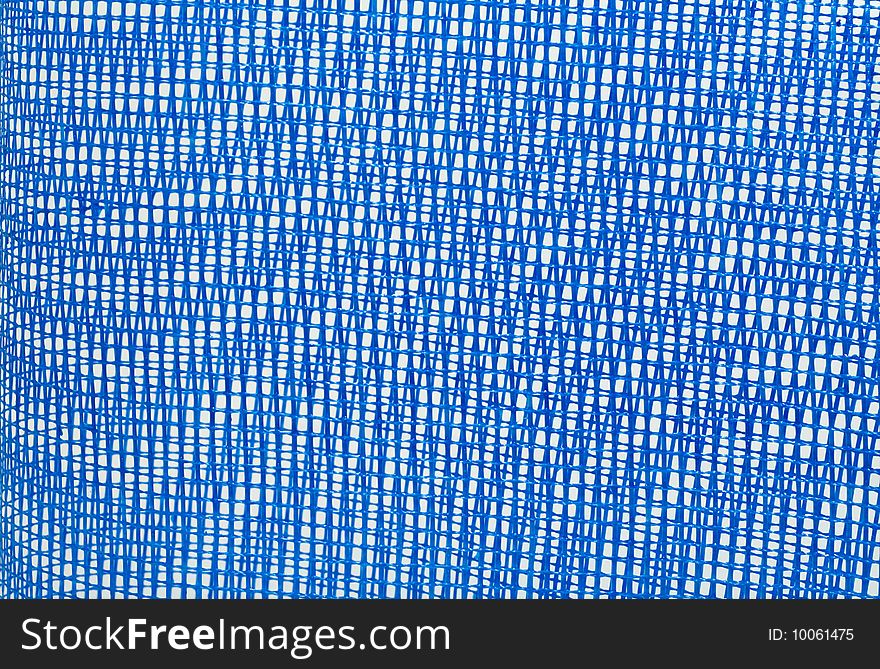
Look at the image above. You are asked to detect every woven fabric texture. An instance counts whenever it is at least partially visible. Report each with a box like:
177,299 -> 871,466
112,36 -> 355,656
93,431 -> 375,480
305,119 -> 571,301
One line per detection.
1,0 -> 879,598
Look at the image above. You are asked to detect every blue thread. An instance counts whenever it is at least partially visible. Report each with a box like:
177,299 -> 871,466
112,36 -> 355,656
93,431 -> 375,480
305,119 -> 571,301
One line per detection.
0,0 -> 879,598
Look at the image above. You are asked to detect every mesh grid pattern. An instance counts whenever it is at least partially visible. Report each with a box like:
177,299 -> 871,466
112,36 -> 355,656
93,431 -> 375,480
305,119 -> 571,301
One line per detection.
1,0 -> 879,598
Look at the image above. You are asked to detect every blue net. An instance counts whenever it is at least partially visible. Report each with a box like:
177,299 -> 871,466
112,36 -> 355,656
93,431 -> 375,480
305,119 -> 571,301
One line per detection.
1,0 -> 879,598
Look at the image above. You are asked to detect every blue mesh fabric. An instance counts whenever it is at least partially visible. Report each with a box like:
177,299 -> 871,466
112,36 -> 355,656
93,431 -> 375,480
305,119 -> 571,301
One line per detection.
1,0 -> 879,598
